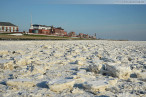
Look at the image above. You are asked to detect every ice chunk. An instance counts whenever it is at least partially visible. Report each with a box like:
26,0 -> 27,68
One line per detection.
103,63 -> 131,79
83,79 -> 108,92
71,88 -> 84,94
48,79 -> 75,92
75,60 -> 84,65
0,50 -> 8,55
88,64 -> 103,73
16,58 -> 31,66
6,79 -> 36,88
0,59 -> 14,70
27,65 -> 47,75
136,72 -> 146,81
83,78 -> 117,92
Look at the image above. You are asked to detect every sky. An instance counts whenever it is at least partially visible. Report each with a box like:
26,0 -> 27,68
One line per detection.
0,0 -> 146,40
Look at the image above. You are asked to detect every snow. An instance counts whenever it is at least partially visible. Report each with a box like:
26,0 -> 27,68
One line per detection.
8,33 -> 23,36
0,40 -> 146,96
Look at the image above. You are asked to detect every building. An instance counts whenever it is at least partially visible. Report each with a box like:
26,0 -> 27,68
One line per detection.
29,24 -> 52,34
0,22 -> 19,33
78,33 -> 89,38
29,24 -> 67,36
68,32 -> 76,37
79,33 -> 84,38
53,27 -> 67,36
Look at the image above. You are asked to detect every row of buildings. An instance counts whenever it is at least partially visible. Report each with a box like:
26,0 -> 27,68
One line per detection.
29,24 -> 96,38
0,22 -> 96,39
29,24 -> 67,36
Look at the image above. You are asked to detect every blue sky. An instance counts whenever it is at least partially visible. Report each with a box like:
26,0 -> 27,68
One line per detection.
0,0 -> 146,40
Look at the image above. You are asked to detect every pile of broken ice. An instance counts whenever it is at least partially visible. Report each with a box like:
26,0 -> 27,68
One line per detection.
0,40 -> 146,97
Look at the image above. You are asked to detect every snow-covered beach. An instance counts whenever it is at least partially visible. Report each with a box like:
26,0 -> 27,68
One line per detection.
0,40 -> 146,97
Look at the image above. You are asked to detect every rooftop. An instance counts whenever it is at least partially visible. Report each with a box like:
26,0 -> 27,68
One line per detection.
56,27 -> 64,30
33,24 -> 52,27
0,22 -> 17,26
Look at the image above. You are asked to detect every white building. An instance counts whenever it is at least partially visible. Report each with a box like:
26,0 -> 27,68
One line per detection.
30,24 -> 51,30
0,22 -> 18,32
